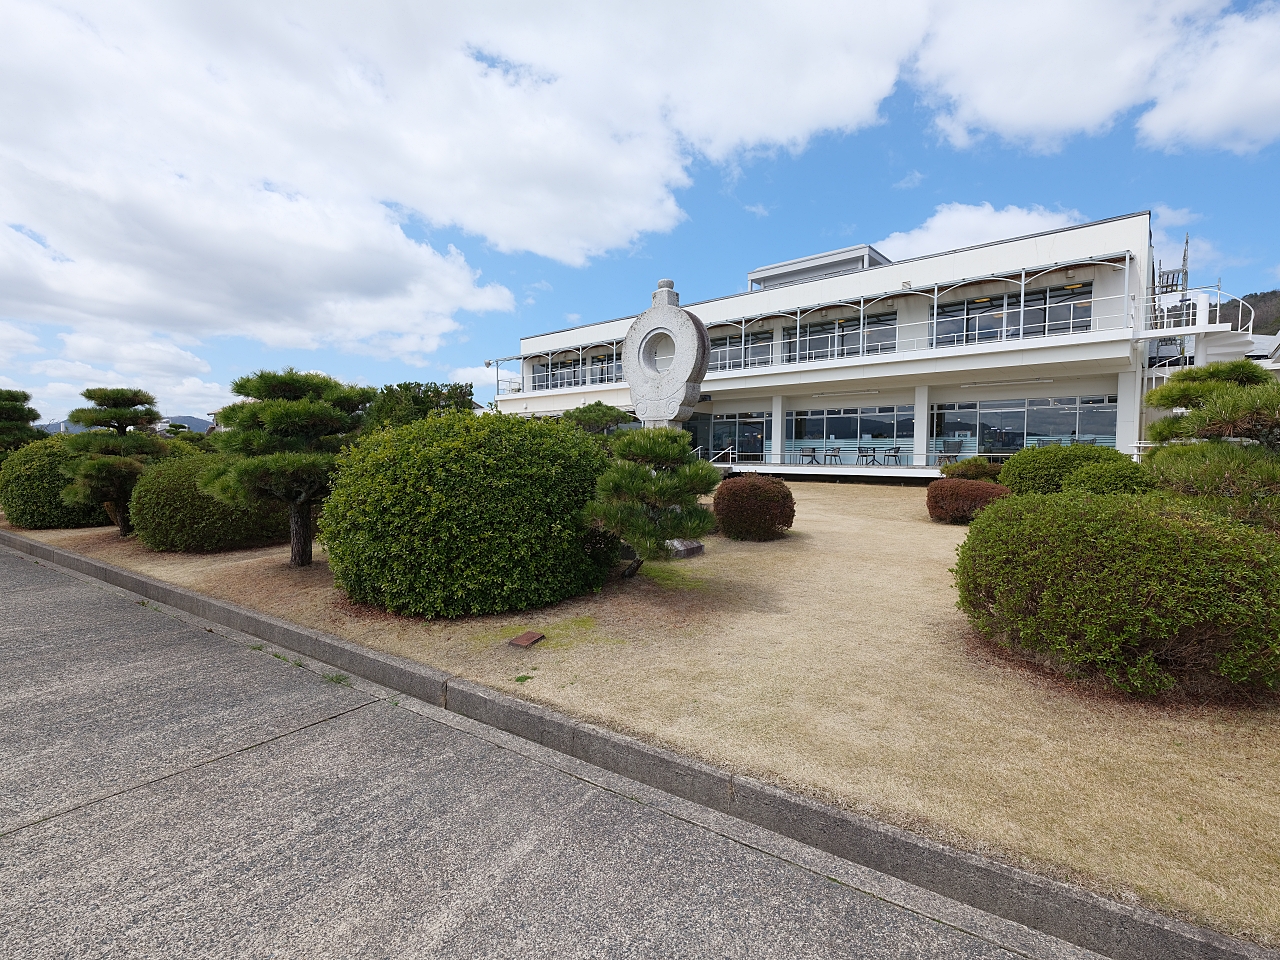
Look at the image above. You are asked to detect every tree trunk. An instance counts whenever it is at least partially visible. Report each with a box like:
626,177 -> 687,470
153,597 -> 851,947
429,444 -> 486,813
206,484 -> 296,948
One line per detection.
117,502 -> 132,538
289,501 -> 313,567
621,557 -> 643,578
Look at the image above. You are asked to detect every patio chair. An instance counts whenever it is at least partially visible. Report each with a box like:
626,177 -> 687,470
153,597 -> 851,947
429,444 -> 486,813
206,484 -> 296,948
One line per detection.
801,446 -> 819,464
882,446 -> 903,465
824,447 -> 843,464
936,439 -> 962,465
855,446 -> 878,465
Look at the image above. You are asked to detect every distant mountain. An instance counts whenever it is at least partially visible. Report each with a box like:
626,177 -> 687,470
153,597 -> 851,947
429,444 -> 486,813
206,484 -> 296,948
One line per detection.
1242,289 -> 1280,337
37,414 -> 213,435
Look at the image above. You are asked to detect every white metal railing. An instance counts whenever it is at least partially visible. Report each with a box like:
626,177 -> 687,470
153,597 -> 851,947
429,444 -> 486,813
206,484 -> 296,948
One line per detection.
501,293 -> 1133,392
1143,286 -> 1254,334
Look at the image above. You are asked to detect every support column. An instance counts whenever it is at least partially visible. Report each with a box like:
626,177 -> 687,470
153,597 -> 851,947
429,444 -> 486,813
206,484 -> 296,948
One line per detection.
1116,370 -> 1140,460
1193,293 -> 1211,366
770,316 -> 785,366
913,385 -> 930,466
771,395 -> 784,464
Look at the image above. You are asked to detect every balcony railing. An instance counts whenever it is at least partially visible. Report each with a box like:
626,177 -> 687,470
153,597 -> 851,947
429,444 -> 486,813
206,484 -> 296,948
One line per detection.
499,292 -> 1134,394
1143,286 -> 1254,334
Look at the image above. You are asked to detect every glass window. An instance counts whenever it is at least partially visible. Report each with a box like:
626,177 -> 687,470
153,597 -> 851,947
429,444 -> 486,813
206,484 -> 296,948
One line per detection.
978,405 -> 1026,455
1078,401 -> 1118,442
895,405 -> 914,440
1026,397 -> 1079,443
828,414 -> 856,440
864,314 -> 896,355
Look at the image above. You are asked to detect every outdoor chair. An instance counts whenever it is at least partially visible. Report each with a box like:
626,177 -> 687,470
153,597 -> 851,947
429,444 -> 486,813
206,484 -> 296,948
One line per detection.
936,439 -> 962,465
882,446 -> 903,465
801,446 -> 819,464
855,446 -> 878,465
824,447 -> 843,464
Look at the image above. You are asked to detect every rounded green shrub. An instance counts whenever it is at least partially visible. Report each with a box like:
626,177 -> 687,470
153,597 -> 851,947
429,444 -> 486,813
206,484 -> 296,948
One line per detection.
939,456 -> 1003,481
1147,440 -> 1280,532
713,474 -> 795,540
129,455 -> 290,552
926,477 -> 1011,523
320,413 -> 614,618
955,493 -> 1280,697
1061,459 -> 1155,495
997,443 -> 1130,494
0,436 -> 109,529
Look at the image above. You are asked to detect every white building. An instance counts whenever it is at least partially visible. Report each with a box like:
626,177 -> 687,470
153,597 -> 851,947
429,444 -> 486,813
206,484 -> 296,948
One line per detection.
490,212 -> 1257,476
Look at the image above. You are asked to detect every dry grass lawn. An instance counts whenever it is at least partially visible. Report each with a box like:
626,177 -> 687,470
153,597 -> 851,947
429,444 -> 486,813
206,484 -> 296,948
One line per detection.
10,481 -> 1280,945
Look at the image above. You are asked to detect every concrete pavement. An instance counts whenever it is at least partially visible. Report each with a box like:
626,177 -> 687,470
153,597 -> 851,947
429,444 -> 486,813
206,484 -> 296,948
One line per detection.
0,547 -> 1104,959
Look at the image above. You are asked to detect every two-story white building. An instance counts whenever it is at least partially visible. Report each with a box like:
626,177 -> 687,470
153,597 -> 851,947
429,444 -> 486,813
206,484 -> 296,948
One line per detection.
489,212 -> 1256,476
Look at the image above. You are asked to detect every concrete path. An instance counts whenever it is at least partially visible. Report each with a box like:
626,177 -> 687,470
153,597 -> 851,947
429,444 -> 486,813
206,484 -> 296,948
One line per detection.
0,547 -> 1103,960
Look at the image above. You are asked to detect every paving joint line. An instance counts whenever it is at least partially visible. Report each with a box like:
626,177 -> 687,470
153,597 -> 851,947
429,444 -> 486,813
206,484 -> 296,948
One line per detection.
1,532 -> 1274,960
0,698 -> 377,840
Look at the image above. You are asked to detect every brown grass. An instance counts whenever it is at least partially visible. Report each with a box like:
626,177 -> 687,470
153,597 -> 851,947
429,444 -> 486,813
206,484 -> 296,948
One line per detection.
11,482 -> 1280,945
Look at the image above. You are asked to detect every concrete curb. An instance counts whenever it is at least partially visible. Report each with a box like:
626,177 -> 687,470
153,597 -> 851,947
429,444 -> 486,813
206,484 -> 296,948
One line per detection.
2,528 -> 1273,960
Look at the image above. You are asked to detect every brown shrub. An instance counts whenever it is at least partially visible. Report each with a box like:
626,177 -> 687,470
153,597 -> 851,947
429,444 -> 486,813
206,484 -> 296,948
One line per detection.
713,474 -> 796,541
927,477 -> 1011,524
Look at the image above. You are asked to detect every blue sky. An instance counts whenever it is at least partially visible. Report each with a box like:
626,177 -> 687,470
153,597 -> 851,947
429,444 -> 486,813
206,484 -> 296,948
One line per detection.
3,3 -> 1279,420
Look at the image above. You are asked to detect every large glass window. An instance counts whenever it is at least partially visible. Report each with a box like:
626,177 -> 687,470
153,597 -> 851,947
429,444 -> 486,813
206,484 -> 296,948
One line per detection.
711,412 -> 773,462
785,405 -> 913,461
709,328 -> 773,371
932,394 -> 1118,460
978,402 -> 1027,456
786,311 -> 896,361
934,282 -> 1092,346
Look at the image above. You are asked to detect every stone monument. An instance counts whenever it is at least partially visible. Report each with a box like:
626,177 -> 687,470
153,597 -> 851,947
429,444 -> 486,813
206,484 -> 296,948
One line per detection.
620,279 -> 710,428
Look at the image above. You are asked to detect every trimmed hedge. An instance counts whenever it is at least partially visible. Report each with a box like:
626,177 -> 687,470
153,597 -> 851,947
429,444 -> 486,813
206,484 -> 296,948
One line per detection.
926,477 -> 1011,523
0,436 -> 110,529
129,455 -> 290,552
939,456 -> 1003,482
997,443 -> 1130,494
955,493 -> 1280,697
713,474 -> 795,540
320,413 -> 614,618
1061,459 -> 1155,495
1148,440 -> 1280,532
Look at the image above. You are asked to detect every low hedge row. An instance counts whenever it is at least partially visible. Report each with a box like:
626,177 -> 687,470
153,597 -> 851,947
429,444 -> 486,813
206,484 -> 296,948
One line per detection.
713,474 -> 795,540
129,455 -> 291,552
0,436 -> 109,529
939,456 -> 1002,481
997,444 -> 1130,494
955,492 -> 1280,697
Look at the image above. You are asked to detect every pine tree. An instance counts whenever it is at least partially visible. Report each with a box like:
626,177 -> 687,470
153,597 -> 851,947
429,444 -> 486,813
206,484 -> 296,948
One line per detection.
561,401 -> 632,435
363,381 -> 475,431
63,388 -> 165,536
0,389 -> 42,464
585,427 -> 720,575
203,368 -> 375,567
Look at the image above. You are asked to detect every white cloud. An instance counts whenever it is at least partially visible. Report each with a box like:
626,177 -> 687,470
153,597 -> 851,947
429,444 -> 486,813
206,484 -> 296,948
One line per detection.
744,203 -> 770,218
1139,5 -> 1280,152
1150,204 -> 1230,280
0,0 -> 1277,393
893,170 -> 924,189
875,202 -> 1083,261
0,321 -> 41,364
450,365 -> 499,401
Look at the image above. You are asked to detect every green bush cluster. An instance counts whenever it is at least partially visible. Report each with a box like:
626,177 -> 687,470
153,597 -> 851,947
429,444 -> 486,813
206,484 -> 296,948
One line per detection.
997,443 -> 1130,494
955,493 -> 1280,697
712,474 -> 795,540
129,455 -> 290,552
0,436 -> 110,530
939,456 -> 1002,482
1148,441 -> 1280,531
1060,459 -> 1155,495
320,413 -> 614,618
926,477 -> 1010,523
